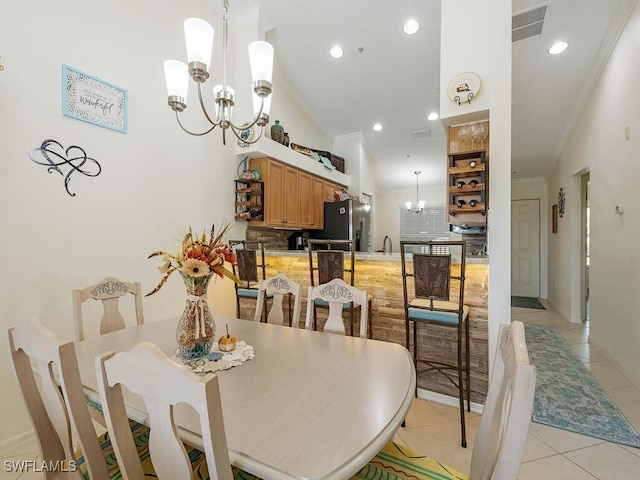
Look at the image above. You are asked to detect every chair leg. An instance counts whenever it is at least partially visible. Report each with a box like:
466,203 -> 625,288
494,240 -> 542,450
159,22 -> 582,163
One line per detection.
262,295 -> 269,323
465,317 -> 471,412
368,299 -> 373,339
235,294 -> 240,319
458,323 -> 467,448
313,304 -> 318,331
412,320 -> 418,398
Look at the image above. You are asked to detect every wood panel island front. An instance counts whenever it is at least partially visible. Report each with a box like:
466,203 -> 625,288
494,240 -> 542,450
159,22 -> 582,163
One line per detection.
236,250 -> 490,404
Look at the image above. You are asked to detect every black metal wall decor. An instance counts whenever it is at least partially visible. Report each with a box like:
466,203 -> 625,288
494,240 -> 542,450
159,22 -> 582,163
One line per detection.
29,139 -> 101,197
557,187 -> 566,217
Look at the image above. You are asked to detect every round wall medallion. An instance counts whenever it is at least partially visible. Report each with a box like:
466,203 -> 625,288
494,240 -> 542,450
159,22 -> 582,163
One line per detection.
447,72 -> 481,105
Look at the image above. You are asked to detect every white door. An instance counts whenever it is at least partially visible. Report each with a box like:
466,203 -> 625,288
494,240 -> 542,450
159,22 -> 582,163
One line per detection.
511,199 -> 540,297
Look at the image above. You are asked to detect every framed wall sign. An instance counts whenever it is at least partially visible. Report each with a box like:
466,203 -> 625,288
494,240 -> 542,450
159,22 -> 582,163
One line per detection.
62,65 -> 128,133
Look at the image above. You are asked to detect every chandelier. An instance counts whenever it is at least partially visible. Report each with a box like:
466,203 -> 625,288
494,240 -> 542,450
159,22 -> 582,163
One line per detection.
163,0 -> 274,145
406,171 -> 425,214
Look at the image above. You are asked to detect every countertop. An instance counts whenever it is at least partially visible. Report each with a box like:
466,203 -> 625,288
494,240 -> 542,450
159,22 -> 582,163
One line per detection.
265,249 -> 489,264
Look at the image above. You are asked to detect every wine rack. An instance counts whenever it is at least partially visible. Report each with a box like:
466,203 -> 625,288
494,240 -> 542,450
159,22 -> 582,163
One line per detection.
234,179 -> 263,221
448,151 -> 487,224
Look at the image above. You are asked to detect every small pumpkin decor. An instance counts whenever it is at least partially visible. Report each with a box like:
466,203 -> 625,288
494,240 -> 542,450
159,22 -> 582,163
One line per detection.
218,325 -> 237,352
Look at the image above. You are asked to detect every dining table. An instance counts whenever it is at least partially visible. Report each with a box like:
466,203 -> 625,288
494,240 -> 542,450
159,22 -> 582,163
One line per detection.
73,316 -> 416,480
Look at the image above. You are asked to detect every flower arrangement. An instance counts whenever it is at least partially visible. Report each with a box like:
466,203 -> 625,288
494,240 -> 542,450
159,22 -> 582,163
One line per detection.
146,223 -> 240,297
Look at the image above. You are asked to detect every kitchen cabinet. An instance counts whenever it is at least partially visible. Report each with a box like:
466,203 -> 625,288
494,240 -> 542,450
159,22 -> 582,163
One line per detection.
249,157 -> 336,229
299,172 -> 324,229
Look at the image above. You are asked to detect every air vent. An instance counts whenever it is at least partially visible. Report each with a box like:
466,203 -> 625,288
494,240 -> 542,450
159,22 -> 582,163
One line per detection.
411,128 -> 431,138
512,4 -> 547,42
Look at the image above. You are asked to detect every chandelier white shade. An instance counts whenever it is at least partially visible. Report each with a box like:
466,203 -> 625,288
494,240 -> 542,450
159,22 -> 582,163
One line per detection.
184,18 -> 214,69
163,0 -> 274,145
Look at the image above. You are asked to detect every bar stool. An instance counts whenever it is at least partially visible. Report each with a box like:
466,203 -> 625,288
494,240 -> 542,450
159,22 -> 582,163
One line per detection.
400,240 -> 470,447
230,240 -> 270,321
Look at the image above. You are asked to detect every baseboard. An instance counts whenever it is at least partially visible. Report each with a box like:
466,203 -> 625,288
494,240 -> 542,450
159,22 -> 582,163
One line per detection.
416,387 -> 484,414
0,429 -> 35,449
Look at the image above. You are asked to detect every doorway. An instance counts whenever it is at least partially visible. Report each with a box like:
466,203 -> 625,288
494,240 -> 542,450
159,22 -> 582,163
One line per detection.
511,199 -> 541,297
581,173 -> 590,322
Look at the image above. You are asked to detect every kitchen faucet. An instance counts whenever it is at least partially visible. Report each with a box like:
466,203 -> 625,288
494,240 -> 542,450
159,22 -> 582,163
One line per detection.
383,235 -> 392,254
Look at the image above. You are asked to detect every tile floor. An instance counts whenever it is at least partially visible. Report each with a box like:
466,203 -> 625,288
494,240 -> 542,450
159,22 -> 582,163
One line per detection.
392,300 -> 640,479
2,301 -> 640,479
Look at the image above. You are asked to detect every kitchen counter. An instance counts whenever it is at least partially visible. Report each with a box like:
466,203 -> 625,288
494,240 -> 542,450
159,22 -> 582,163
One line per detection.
238,250 -> 490,403
266,249 -> 489,264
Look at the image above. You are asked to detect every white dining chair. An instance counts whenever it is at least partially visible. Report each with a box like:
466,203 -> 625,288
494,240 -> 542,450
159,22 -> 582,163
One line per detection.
95,341 -> 260,480
72,276 -> 144,341
305,278 -> 368,338
8,317 -> 125,480
352,320 -> 536,480
254,273 -> 302,327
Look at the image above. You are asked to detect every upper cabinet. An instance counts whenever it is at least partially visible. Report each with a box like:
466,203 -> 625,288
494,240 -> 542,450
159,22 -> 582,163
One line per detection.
248,157 -> 341,230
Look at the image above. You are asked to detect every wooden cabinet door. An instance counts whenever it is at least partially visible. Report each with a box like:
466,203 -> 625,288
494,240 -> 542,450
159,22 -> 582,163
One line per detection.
324,182 -> 337,202
265,160 -> 286,226
311,176 -> 325,229
298,172 -> 313,228
283,166 -> 299,226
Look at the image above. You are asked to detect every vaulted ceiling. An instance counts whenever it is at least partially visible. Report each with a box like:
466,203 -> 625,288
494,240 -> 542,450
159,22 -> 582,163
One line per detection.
231,0 -> 636,191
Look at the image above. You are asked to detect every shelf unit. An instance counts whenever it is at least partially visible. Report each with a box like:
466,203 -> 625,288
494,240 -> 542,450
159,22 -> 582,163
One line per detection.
234,179 -> 263,221
448,150 -> 487,223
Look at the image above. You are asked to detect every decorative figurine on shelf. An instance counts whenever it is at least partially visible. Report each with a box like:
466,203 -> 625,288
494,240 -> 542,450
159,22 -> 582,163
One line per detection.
270,120 -> 285,144
283,132 -> 290,147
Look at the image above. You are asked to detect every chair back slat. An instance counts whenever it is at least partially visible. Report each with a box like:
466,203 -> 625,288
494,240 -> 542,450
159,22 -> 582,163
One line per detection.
254,273 -> 303,327
237,249 -> 259,283
72,276 -> 144,341
413,254 -> 451,300
305,278 -> 368,338
96,342 -> 234,480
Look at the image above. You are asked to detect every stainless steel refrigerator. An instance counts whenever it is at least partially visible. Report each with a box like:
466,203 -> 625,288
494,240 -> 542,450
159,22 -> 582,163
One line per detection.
309,199 -> 371,252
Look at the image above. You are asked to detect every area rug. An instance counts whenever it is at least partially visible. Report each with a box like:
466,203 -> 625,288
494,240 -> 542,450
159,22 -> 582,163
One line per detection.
524,323 -> 640,448
512,296 -> 545,309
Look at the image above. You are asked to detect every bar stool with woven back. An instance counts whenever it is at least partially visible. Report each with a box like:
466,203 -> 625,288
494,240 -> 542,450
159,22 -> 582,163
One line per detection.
307,239 -> 373,338
400,240 -> 471,447
230,240 -> 270,321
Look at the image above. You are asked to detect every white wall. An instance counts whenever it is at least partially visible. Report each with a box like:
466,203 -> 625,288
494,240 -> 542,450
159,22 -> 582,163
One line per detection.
0,0 -> 325,443
547,1 -> 640,386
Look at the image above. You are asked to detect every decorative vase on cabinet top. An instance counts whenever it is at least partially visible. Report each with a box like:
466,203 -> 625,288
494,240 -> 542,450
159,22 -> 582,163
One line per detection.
271,120 -> 285,144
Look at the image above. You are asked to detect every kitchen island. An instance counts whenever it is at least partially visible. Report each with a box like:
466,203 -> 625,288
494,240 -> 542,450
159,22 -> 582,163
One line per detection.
239,250 -> 489,404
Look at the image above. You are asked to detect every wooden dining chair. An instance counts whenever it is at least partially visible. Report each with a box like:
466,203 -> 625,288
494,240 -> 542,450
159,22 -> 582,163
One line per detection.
305,278 -> 368,338
95,341 -> 260,480
7,317 -> 150,480
353,321 -> 536,480
254,273 -> 302,327
307,238 -> 373,338
72,276 -> 144,341
231,240 -> 271,321
400,240 -> 471,447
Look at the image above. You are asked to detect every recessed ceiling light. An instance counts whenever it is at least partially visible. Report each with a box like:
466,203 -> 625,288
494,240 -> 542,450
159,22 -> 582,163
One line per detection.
403,19 -> 420,35
548,41 -> 568,55
373,123 -> 383,132
329,45 -> 344,59
427,112 -> 439,121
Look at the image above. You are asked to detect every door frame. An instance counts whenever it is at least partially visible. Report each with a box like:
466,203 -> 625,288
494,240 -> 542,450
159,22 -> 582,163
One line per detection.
511,178 -> 549,299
